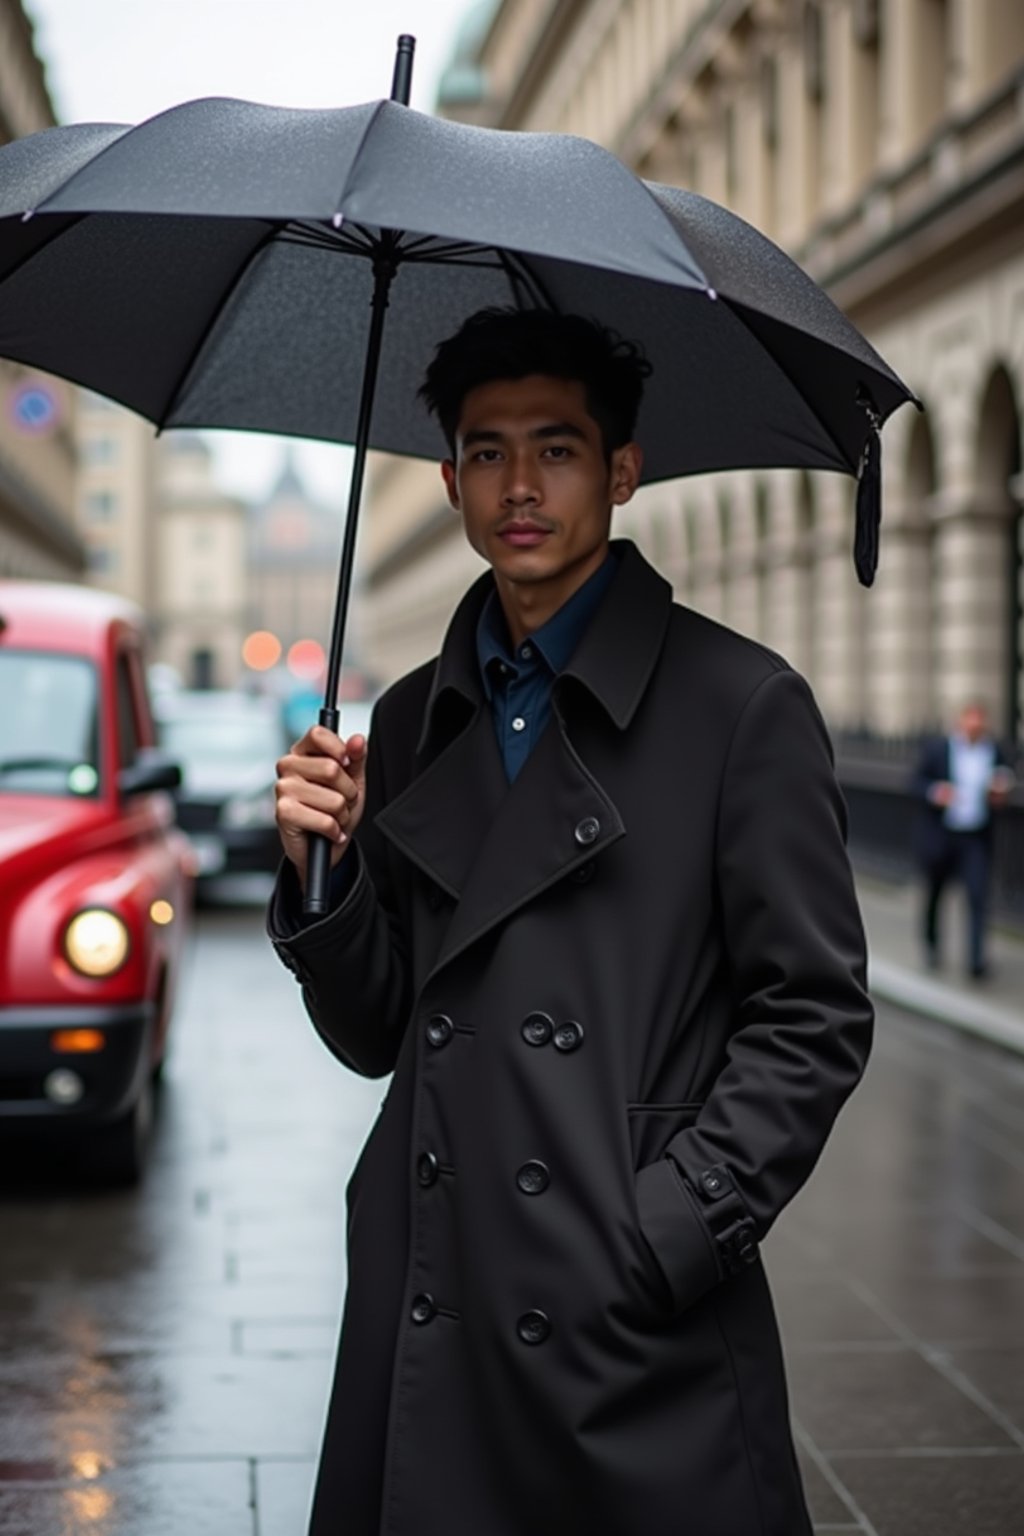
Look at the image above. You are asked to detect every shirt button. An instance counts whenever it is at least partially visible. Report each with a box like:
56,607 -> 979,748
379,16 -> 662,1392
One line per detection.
516,1160 -> 550,1195
516,1310 -> 551,1345
520,644 -> 534,660
553,1020 -> 584,1053
574,816 -> 600,845
411,1293 -> 436,1325
511,716 -> 527,732
521,1011 -> 554,1047
417,1152 -> 439,1188
425,1014 -> 454,1049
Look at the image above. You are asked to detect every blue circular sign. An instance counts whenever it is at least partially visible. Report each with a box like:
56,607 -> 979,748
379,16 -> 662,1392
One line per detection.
10,381 -> 59,435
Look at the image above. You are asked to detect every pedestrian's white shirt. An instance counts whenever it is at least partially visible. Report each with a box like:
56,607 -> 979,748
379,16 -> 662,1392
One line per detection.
944,735 -> 996,831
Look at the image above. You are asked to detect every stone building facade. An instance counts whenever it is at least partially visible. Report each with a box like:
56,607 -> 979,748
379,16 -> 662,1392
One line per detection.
361,0 -> 1024,755
0,0 -> 82,582
153,434 -> 247,690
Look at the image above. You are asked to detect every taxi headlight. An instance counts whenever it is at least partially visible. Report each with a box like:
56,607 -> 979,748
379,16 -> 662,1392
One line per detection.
64,909 -> 130,978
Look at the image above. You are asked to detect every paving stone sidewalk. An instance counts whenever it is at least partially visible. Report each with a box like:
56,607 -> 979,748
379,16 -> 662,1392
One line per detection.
856,873 -> 1024,1054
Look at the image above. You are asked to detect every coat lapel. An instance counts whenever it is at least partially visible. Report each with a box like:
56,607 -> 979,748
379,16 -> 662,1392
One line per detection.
374,540 -> 673,976
374,700 -> 507,900
430,709 -> 625,973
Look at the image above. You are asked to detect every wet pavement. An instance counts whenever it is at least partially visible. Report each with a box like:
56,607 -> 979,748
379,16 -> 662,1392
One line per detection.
0,881 -> 1022,1534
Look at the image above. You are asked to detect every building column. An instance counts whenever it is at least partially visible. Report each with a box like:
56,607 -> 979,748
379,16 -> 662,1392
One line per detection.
864,503 -> 935,733
932,492 -> 1014,729
762,472 -> 807,670
811,475 -> 866,728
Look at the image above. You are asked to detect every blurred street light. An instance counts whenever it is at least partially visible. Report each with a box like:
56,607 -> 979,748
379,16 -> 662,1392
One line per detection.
287,638 -> 325,682
242,630 -> 282,671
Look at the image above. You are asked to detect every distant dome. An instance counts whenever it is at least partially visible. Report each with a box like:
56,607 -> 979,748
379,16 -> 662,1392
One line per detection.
437,0 -> 498,107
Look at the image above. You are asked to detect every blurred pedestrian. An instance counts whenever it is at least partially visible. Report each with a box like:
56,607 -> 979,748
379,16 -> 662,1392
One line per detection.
913,701 -> 1015,978
269,308 -> 873,1536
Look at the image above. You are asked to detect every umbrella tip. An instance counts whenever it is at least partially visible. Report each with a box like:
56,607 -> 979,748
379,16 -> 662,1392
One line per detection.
391,35 -> 416,105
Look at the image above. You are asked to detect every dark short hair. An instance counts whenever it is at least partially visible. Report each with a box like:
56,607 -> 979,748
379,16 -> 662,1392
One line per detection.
419,307 -> 651,458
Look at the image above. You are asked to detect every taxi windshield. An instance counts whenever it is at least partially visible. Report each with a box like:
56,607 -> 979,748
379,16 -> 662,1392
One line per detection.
0,651 -> 101,797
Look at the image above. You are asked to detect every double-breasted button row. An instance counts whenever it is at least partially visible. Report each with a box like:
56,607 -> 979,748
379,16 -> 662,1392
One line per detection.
520,1012 -> 584,1052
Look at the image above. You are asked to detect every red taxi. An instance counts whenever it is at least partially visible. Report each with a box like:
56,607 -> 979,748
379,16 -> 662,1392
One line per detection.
0,581 -> 193,1183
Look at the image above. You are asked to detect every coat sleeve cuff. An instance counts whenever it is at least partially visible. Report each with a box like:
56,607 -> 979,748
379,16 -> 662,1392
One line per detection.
635,1156 -> 721,1314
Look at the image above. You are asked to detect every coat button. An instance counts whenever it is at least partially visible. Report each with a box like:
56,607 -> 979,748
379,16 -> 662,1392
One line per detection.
411,1293 -> 436,1325
701,1169 -> 725,1197
521,1011 -> 553,1047
516,1161 -> 550,1195
426,1014 -> 454,1049
516,1310 -> 551,1345
574,816 -> 600,846
417,1152 -> 439,1188
553,1020 -> 584,1053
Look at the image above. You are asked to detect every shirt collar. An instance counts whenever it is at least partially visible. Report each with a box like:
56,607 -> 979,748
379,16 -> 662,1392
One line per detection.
417,540 -> 673,756
476,548 -> 619,698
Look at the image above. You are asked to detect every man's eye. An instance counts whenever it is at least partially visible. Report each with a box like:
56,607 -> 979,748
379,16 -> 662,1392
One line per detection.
543,445 -> 571,459
472,449 -> 501,462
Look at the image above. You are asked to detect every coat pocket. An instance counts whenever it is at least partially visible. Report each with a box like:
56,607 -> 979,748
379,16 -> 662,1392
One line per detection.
626,1101 -> 702,1170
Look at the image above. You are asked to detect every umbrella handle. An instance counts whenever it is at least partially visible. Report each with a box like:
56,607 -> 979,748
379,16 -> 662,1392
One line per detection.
303,706 -> 340,917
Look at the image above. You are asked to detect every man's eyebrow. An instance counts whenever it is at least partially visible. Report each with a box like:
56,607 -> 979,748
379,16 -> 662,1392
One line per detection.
460,421 -> 588,448
531,422 -> 587,442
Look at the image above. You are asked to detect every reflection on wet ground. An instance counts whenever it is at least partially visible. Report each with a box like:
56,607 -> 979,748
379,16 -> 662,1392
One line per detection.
0,882 -> 1022,1533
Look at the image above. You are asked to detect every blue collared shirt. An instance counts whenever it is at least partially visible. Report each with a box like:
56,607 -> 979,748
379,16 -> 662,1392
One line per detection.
477,550 -> 617,781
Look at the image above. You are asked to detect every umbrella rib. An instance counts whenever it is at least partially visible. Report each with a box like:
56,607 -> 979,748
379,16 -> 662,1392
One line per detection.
279,221 -> 375,257
156,223 -> 281,430
499,249 -> 557,312
0,210 -> 88,289
725,297 -> 858,473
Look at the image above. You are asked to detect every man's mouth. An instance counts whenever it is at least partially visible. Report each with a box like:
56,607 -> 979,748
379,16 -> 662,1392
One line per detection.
497,522 -> 552,548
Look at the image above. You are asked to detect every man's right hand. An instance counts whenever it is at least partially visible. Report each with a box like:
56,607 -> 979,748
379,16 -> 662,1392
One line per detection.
275,726 -> 368,892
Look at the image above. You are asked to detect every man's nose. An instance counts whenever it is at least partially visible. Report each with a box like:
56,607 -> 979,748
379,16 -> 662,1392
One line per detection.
500,452 -> 541,506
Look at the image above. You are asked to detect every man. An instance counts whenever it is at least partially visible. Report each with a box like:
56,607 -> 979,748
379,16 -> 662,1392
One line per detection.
913,701 -> 1015,978
269,309 -> 873,1536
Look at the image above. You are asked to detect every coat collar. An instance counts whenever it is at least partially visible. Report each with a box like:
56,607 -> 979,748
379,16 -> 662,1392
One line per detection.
415,538 -> 673,756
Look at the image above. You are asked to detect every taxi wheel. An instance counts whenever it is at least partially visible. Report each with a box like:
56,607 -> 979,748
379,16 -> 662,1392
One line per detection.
88,1077 -> 154,1187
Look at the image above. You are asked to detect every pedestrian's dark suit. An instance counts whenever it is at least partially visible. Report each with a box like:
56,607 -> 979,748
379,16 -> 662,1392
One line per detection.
268,540 -> 873,1536
912,733 -> 1012,972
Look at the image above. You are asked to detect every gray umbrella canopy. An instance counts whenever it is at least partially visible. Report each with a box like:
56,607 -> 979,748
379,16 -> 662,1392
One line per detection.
0,96 -> 913,486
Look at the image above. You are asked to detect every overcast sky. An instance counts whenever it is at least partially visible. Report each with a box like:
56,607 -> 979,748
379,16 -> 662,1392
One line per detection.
24,0 -> 472,506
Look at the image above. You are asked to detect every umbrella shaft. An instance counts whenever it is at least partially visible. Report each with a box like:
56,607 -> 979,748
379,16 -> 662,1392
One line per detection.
323,243 -> 397,708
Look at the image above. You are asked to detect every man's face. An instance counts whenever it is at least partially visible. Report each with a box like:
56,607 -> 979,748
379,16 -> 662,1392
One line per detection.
440,375 -> 641,587
960,706 -> 988,743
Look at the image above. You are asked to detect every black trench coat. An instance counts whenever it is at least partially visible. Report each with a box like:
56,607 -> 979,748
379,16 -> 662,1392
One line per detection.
268,540 -> 873,1536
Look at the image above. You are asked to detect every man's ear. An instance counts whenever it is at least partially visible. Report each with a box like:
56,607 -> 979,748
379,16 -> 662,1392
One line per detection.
610,442 -> 643,506
440,458 -> 460,512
